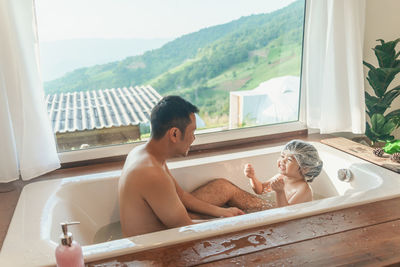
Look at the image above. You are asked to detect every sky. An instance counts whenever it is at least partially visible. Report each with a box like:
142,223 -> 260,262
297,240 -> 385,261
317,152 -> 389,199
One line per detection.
35,0 -> 297,42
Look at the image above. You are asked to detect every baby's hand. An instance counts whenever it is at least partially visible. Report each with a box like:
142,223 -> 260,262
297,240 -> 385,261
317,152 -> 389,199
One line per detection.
244,163 -> 255,179
271,175 -> 285,192
263,181 -> 272,193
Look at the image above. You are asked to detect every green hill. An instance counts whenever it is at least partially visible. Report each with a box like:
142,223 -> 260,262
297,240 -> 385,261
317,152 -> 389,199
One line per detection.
44,0 -> 305,126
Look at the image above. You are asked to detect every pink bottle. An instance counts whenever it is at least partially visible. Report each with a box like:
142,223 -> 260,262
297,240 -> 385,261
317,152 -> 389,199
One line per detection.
55,222 -> 84,267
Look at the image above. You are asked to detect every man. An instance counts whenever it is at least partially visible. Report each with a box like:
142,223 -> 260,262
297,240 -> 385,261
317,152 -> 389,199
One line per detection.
119,96 -> 267,237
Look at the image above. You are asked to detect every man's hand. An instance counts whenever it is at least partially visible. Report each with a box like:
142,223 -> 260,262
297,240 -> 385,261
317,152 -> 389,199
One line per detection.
218,207 -> 245,217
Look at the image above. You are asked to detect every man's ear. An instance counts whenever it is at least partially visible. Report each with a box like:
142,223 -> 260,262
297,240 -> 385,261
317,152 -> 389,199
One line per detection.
168,127 -> 180,143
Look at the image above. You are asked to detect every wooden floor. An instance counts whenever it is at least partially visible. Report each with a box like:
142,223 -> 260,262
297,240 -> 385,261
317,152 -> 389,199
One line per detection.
1,133 -> 400,266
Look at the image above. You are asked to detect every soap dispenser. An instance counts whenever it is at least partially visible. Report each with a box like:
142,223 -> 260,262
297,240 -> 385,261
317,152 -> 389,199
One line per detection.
55,222 -> 84,267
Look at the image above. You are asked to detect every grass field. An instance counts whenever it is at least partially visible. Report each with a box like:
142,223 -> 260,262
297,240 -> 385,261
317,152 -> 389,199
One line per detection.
146,40 -> 302,129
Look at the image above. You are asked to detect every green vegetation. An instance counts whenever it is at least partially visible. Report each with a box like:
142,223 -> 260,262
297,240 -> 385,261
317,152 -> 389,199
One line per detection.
44,0 -> 305,127
364,38 -> 400,144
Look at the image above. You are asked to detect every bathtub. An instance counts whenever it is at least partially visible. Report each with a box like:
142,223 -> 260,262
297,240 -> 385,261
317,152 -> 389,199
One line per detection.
1,142 -> 400,266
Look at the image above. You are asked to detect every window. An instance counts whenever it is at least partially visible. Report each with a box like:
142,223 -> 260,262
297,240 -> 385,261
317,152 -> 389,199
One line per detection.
35,0 -> 306,159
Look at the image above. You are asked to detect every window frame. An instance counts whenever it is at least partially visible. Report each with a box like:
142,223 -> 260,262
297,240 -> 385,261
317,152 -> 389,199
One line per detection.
45,1 -> 309,164
59,121 -> 307,163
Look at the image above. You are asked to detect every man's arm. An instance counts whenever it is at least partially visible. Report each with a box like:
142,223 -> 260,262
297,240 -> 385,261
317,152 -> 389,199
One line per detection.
139,168 -> 193,228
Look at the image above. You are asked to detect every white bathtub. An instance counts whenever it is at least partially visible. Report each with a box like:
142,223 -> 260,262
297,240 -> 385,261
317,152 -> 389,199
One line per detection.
1,142 -> 400,266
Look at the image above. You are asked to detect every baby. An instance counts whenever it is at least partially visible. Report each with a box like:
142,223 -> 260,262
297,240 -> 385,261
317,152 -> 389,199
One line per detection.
244,140 -> 323,208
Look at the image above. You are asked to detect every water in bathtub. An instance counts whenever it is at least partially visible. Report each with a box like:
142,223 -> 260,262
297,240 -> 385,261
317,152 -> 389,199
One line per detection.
93,221 -> 122,243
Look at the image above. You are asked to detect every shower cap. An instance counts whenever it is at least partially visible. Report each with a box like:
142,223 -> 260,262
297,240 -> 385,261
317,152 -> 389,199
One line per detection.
282,140 -> 323,182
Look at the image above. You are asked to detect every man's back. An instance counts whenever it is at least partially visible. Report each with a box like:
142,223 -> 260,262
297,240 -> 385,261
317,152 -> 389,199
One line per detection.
118,144 -> 192,237
118,145 -> 166,236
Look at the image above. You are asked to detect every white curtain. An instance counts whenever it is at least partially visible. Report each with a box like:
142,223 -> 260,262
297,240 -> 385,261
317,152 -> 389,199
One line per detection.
304,0 -> 366,134
0,0 -> 60,182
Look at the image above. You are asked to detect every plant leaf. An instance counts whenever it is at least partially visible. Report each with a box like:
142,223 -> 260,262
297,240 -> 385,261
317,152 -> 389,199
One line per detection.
363,61 -> 375,71
367,67 -> 400,96
383,139 -> 400,154
370,113 -> 386,134
382,120 -> 396,135
364,92 -> 376,112
365,89 -> 391,114
378,134 -> 395,143
373,38 -> 400,67
374,49 -> 395,67
366,38 -> 400,141
376,39 -> 385,45
365,102 -> 388,116
385,109 -> 400,125
382,67 -> 400,89
365,122 -> 377,143
366,73 -> 384,97
383,87 -> 400,107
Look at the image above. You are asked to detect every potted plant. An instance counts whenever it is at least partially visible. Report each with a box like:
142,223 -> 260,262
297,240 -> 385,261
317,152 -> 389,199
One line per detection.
364,38 -> 400,146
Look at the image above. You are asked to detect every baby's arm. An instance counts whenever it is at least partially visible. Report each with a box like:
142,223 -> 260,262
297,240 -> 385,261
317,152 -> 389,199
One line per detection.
244,164 -> 263,194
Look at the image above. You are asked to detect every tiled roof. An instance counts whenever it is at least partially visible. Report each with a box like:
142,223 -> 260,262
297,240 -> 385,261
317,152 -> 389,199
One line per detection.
46,85 -> 162,133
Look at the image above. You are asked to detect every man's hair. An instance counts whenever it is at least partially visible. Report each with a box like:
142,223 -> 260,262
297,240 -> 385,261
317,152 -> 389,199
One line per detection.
150,96 -> 199,140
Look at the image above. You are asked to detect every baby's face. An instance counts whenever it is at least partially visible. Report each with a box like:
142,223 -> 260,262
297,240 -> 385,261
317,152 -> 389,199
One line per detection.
277,152 -> 303,179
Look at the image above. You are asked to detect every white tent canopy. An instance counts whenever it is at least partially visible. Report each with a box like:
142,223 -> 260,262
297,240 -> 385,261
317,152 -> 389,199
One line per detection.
229,76 -> 300,127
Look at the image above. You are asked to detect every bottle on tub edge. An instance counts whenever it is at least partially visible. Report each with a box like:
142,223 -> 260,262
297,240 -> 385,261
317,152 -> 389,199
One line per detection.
55,222 -> 84,267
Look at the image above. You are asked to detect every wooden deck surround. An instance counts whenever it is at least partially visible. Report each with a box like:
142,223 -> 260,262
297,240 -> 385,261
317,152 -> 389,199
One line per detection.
88,199 -> 400,266
1,133 -> 400,266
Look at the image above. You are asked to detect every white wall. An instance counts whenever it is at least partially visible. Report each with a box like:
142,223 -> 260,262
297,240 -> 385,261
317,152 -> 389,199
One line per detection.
364,0 -> 400,138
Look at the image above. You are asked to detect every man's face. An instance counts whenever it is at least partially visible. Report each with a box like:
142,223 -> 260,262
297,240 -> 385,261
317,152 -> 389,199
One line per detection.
178,113 -> 197,156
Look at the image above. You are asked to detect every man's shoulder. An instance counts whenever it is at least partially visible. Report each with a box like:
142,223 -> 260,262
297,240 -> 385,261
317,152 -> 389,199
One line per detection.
122,144 -> 172,184
126,144 -> 146,159
123,158 -> 168,184
127,164 -> 165,178
124,145 -> 153,171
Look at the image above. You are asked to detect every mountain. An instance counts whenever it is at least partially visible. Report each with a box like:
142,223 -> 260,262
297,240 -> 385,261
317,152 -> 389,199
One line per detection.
39,38 -> 172,81
43,0 -> 305,124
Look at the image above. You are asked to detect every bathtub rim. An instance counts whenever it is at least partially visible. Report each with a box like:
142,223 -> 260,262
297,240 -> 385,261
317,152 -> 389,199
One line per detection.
1,142 -> 400,266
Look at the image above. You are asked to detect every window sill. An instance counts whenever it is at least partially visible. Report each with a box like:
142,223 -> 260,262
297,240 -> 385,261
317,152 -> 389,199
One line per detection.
59,121 -> 308,166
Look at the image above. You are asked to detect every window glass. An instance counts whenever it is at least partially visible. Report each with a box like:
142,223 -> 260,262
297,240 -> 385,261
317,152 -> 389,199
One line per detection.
35,0 -> 305,152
